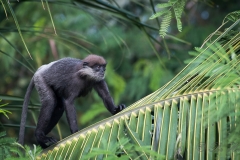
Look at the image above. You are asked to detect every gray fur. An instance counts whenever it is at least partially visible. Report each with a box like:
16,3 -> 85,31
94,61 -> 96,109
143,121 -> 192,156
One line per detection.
18,56 -> 125,148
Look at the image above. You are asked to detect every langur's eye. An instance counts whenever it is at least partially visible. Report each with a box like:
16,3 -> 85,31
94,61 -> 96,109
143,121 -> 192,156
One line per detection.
94,65 -> 101,70
96,65 -> 100,70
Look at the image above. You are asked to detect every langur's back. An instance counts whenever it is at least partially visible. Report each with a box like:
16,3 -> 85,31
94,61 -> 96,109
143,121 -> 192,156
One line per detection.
37,57 -> 83,86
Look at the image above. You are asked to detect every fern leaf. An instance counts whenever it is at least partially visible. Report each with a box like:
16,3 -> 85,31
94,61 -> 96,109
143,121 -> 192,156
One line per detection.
176,18 -> 182,32
150,0 -> 187,36
149,10 -> 169,19
160,12 -> 172,37
156,2 -> 172,9
173,0 -> 185,19
173,0 -> 186,32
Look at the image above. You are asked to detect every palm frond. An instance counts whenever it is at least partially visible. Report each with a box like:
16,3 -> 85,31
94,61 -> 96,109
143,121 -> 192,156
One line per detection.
224,10 -> 240,22
44,0 -> 57,35
6,0 -> 32,59
0,0 -> 8,19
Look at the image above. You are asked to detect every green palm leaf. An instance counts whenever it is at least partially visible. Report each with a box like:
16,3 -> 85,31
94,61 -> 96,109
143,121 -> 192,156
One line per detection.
37,20 -> 240,159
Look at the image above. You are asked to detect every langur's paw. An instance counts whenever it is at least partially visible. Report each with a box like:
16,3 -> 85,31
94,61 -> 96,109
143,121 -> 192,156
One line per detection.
114,104 -> 126,114
118,104 -> 126,111
43,136 -> 58,148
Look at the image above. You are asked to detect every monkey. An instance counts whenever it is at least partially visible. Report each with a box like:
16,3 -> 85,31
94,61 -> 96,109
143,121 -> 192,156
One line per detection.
18,54 -> 126,148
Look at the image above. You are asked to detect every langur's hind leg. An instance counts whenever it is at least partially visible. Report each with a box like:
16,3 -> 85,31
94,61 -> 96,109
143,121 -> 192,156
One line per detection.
34,75 -> 58,148
44,97 -> 64,135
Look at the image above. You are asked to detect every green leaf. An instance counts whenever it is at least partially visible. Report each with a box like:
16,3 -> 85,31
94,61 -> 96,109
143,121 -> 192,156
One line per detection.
176,18 -> 182,32
149,10 -> 169,19
156,3 -> 172,9
6,1 -> 32,59
159,12 -> 172,37
224,10 -> 240,22
45,0 -> 57,35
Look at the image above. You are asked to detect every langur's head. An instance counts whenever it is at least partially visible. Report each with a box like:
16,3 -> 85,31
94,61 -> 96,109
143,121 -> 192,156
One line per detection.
80,54 -> 107,81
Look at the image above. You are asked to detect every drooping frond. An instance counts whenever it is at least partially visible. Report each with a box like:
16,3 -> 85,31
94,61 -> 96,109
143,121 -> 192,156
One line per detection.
6,0 -> 32,59
44,0 -> 57,35
4,0 -> 58,59
224,10 -> 240,22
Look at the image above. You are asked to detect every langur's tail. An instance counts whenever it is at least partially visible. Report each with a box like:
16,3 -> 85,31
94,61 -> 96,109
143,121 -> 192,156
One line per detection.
18,78 -> 35,145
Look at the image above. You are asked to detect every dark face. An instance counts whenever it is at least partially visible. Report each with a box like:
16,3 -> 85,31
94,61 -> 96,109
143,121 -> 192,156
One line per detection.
81,62 -> 106,81
92,64 -> 106,78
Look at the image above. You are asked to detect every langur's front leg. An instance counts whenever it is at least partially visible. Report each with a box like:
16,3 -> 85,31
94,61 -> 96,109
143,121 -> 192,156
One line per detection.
94,80 -> 126,114
64,99 -> 78,133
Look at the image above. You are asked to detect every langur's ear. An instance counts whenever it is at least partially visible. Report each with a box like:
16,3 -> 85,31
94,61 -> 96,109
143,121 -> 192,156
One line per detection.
83,62 -> 88,67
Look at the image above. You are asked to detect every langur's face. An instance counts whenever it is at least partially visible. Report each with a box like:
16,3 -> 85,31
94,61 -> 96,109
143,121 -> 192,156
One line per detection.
92,64 -> 106,79
81,55 -> 107,81
80,62 -> 106,81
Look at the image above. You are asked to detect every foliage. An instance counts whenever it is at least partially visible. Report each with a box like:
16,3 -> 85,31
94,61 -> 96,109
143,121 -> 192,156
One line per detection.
0,0 -> 240,158
224,10 -> 240,22
5,0 -> 32,58
0,101 -> 41,160
0,100 -> 11,119
0,0 -> 188,145
0,131 -> 16,160
150,0 -> 187,37
5,143 -> 42,160
83,137 -> 165,160
36,16 -> 240,159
